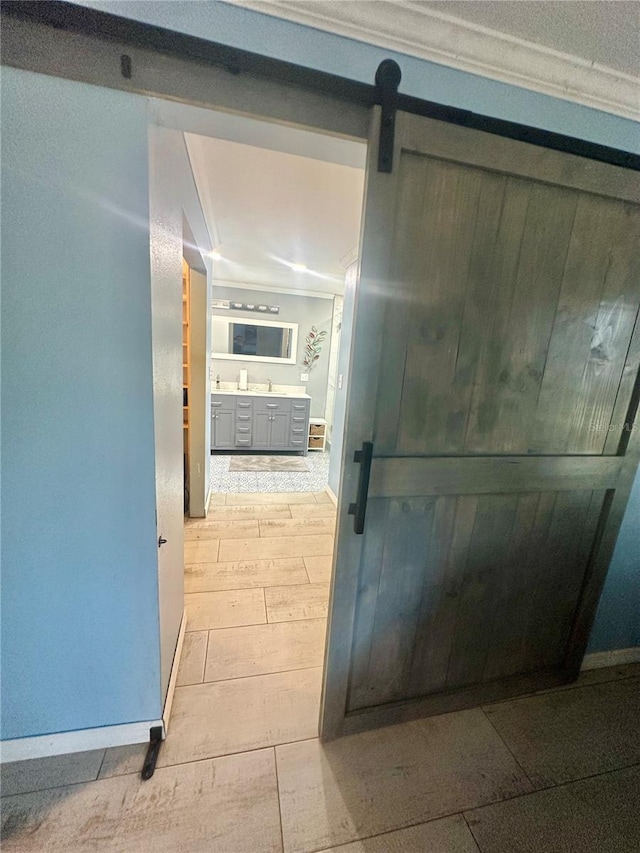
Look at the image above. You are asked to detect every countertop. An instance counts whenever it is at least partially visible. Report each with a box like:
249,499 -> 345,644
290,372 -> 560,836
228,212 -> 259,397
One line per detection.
211,387 -> 311,400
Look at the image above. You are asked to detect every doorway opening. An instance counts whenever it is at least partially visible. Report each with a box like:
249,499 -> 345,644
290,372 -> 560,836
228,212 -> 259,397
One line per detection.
187,126 -> 365,499
153,102 -> 366,750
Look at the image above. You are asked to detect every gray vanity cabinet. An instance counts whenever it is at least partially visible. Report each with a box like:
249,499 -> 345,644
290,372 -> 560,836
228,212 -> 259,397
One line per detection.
253,411 -> 290,449
253,399 -> 292,450
211,397 -> 235,449
211,394 -> 310,453
270,413 -> 291,448
290,402 -> 310,452
235,398 -> 253,448
253,411 -> 271,448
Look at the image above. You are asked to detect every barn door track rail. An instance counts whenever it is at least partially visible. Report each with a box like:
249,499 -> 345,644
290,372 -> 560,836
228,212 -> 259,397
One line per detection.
2,1 -> 639,172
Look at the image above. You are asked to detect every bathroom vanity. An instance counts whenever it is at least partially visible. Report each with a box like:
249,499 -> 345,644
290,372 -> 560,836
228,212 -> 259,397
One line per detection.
211,389 -> 311,454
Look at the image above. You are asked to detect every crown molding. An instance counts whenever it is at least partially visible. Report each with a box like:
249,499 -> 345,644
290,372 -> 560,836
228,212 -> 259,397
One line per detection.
213,278 -> 338,299
227,1 -> 639,121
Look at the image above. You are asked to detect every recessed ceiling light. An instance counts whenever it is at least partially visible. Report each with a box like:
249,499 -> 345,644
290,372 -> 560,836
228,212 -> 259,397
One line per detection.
210,250 -> 222,261
291,262 -> 307,272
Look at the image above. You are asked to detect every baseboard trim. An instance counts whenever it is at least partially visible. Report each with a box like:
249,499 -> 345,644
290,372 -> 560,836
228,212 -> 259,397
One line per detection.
163,609 -> 187,735
204,484 -> 212,516
581,647 -> 640,671
325,485 -> 338,507
0,615 -> 189,765
0,719 -> 163,764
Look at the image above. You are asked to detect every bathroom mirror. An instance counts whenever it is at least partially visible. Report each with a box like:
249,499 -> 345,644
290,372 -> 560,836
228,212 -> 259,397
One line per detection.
212,316 -> 298,364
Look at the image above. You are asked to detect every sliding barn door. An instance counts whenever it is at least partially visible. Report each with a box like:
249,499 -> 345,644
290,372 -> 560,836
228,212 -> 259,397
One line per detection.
320,109 -> 640,739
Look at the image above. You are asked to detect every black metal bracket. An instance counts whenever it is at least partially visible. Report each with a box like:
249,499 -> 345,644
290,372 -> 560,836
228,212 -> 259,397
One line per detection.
375,59 -> 402,173
141,725 -> 163,780
348,442 -> 374,534
120,54 -> 132,79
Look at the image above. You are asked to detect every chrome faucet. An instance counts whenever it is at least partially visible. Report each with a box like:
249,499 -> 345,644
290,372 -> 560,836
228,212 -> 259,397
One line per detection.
267,378 -> 273,392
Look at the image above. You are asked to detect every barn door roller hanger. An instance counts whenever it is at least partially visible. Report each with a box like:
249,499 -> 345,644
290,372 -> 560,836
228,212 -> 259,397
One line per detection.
375,59 -> 402,173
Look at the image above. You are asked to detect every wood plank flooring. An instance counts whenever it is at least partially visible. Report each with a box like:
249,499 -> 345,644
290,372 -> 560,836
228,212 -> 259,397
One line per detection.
170,492 -> 335,770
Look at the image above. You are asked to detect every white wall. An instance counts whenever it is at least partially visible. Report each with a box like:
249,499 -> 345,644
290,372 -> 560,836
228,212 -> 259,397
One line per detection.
325,295 -> 344,445
328,264 -> 358,497
148,123 -> 213,698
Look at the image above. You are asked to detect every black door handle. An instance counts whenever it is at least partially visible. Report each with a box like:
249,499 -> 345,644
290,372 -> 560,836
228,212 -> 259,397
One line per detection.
347,441 -> 373,534
158,536 -> 167,547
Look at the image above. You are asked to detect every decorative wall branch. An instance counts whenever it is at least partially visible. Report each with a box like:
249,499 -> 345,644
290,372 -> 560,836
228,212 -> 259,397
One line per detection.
302,326 -> 328,372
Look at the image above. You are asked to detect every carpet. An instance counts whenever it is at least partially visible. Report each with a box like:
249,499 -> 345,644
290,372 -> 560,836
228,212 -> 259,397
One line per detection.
229,455 -> 311,473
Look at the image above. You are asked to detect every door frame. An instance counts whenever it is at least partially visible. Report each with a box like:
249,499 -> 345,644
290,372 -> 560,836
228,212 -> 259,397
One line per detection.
3,4 -> 638,741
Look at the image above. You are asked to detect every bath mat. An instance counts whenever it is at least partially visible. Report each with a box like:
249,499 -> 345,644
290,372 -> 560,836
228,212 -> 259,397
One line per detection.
229,455 -> 311,473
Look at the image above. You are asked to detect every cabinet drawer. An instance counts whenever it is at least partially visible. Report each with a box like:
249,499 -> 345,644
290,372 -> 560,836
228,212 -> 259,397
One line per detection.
235,437 -> 252,446
212,396 -> 233,408
291,426 -> 306,435
292,401 -> 309,412
237,413 -> 251,422
291,438 -> 305,447
254,398 -> 291,412
236,426 -> 251,434
237,400 -> 253,410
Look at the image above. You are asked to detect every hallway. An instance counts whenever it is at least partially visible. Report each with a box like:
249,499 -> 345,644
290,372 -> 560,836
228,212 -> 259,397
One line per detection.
1,492 -> 638,851
171,490 -> 335,764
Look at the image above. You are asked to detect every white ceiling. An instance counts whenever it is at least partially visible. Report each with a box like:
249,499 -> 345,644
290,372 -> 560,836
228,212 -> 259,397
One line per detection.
420,1 -> 640,77
185,130 -> 365,297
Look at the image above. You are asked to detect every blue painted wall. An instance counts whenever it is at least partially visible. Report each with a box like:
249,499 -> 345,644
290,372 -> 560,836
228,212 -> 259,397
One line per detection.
1,68 -> 161,739
588,471 -> 640,652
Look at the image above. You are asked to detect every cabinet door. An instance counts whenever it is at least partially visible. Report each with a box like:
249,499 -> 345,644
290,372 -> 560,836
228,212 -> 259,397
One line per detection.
253,411 -> 271,448
212,412 -> 219,447
270,412 -> 291,449
213,410 -> 235,449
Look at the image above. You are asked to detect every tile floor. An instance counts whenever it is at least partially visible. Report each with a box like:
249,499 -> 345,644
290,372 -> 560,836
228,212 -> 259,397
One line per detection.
2,492 -> 639,852
210,450 -> 330,493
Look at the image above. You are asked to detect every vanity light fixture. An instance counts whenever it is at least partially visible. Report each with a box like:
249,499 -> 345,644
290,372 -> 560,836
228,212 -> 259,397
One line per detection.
224,302 -> 280,315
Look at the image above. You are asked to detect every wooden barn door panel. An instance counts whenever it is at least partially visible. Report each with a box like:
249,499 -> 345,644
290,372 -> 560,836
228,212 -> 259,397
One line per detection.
320,109 -> 640,739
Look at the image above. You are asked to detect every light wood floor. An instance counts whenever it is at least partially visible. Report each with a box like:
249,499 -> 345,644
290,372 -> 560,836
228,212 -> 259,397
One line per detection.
167,490 -> 335,772
183,489 -> 333,674
151,492 -> 336,767
2,493 -> 639,852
